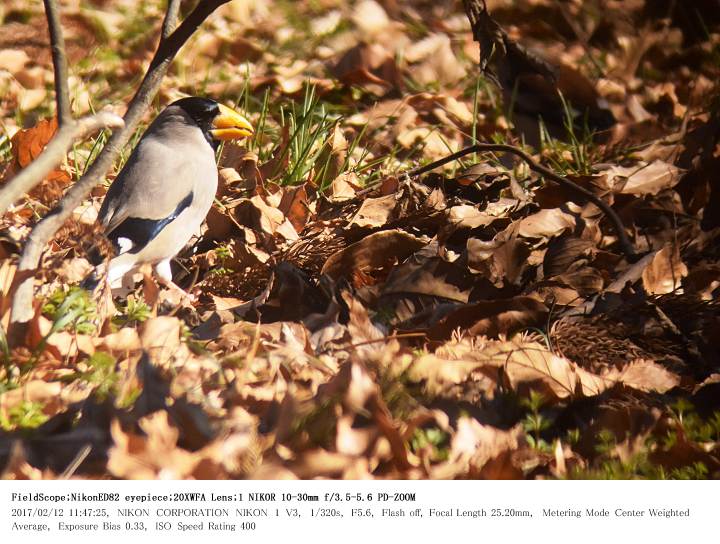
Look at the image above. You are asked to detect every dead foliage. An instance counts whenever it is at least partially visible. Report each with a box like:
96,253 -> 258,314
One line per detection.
1,0 -> 719,480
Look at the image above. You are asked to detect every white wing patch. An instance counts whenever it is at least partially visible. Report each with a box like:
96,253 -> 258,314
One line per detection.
117,237 -> 134,254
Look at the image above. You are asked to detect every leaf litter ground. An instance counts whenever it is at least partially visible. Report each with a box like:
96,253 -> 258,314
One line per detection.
0,0 -> 719,479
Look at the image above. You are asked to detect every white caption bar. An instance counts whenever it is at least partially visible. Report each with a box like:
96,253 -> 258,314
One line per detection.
1,480 -> 713,543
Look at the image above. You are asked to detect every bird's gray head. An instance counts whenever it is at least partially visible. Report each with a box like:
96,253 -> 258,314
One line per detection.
172,96 -> 253,150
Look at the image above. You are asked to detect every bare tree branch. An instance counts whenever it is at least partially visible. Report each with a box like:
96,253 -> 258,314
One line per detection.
161,0 -> 182,39
9,0 -> 231,332
0,0 -> 126,216
407,143 -> 638,260
0,112 -> 124,215
42,0 -> 71,126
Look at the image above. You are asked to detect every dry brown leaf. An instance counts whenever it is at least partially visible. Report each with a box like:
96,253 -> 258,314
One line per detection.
407,93 -> 475,126
278,183 -> 311,233
348,194 -> 397,228
235,195 -> 286,234
408,353 -> 492,395
315,124 -> 348,188
11,117 -> 58,168
344,292 -> 385,352
0,49 -> 30,74
26,315 -> 95,360
616,359 -> 680,394
140,317 -> 183,366
331,42 -> 402,89
0,379 -> 91,423
426,297 -> 548,340
108,414 -> 198,479
351,1 -> 390,36
483,340 -> 612,400
501,343 -> 578,399
329,172 -> 360,202
405,34 -> 467,86
604,160 -> 681,196
447,205 -> 497,229
452,417 -> 523,468
322,230 -> 426,280
286,449 -> 358,479
467,238 -> 530,286
5,116 -> 71,204
336,414 -> 377,456
642,245 -> 688,295
516,208 -> 576,239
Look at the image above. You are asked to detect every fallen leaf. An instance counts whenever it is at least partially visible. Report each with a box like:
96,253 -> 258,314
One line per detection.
322,230 -> 425,280
604,160 -> 682,196
351,1 -> 390,36
426,297 -> 548,341
0,49 -> 30,74
348,194 -> 397,228
11,117 -> 58,168
332,42 -> 402,90
616,359 -> 680,394
329,172 -> 359,202
642,245 -> 687,294
516,208 -> 576,239
278,183 -> 311,233
406,34 -> 467,86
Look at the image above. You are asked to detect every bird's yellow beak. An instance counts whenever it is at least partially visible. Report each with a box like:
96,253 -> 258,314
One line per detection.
210,103 -> 254,140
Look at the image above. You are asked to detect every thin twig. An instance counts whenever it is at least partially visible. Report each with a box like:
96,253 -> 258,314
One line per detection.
407,143 -> 637,260
0,112 -> 124,215
59,444 -> 92,479
10,0 -> 231,334
42,0 -> 71,126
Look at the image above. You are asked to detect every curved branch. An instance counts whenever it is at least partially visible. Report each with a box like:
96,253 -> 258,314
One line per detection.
10,0 -> 231,331
0,112 -> 124,215
407,143 -> 638,260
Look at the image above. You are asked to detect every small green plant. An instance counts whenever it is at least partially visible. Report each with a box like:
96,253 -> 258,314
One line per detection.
80,351 -> 119,401
669,462 -> 709,480
568,403 -> 719,479
521,390 -> 553,451
73,112 -> 110,180
410,426 -> 450,462
0,401 -> 49,431
214,244 -> 232,260
594,429 -> 617,456
113,296 -> 151,326
42,287 -> 98,335
0,124 -> 12,164
208,266 -> 233,277
667,400 -> 720,444
538,93 -> 598,176
565,428 -> 581,446
276,84 -> 339,186
0,320 -> 10,371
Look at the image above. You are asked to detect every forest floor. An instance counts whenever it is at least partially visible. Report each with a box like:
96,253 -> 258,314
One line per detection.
1,0 -> 719,479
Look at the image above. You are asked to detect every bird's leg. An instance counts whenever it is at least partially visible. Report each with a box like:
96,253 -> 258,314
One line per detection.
107,256 -> 137,288
154,259 -> 197,302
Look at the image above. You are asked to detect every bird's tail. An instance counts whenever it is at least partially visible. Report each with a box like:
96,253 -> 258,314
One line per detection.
80,262 -> 105,292
81,237 -> 114,293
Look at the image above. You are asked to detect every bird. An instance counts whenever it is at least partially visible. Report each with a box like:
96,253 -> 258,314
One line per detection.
91,96 -> 253,298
